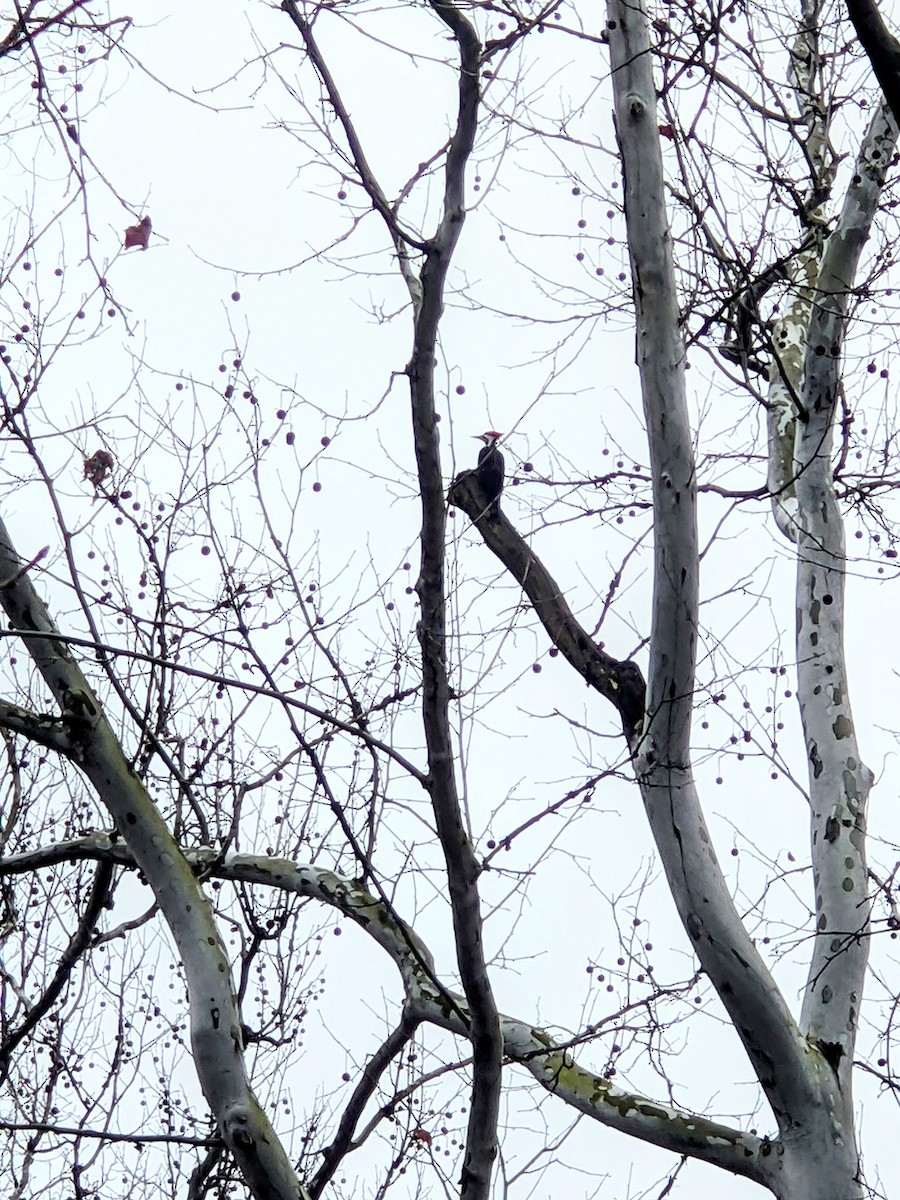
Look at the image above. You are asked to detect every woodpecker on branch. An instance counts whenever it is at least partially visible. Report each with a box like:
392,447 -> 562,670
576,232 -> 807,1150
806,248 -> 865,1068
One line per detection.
474,431 -> 504,521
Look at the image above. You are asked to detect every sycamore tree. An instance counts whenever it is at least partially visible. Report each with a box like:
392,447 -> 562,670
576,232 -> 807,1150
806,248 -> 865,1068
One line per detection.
1,2 -> 899,1199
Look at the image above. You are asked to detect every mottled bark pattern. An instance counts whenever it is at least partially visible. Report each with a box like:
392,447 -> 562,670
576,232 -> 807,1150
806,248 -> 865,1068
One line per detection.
792,104 -> 895,1078
607,2 -> 885,1197
3,837 -> 773,1186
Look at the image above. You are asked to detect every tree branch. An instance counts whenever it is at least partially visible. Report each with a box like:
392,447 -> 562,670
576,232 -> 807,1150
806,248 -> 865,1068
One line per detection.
795,101 -> 894,1082
0,858 -> 112,1081
196,852 -> 778,1187
280,1 -> 427,256
7,838 -> 774,1187
0,627 -> 426,784
0,697 -> 78,754
0,520 -> 310,1200
765,7 -> 831,541
448,470 -> 646,743
845,0 -> 900,128
310,1015 -> 421,1198
404,3 -> 502,1196
606,0 -> 826,1144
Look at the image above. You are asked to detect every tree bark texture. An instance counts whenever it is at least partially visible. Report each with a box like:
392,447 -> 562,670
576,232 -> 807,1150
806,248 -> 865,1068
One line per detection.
607,2 -> 875,1196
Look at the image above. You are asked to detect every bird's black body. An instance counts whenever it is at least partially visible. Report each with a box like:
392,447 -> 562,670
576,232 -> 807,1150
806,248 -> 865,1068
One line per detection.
475,432 -> 504,520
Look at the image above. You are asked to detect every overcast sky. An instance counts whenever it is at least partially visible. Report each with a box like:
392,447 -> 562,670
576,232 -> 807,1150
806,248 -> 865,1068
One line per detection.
2,3 -> 899,1197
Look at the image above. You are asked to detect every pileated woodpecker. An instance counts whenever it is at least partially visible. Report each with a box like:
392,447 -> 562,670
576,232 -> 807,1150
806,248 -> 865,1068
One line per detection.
474,431 -> 504,520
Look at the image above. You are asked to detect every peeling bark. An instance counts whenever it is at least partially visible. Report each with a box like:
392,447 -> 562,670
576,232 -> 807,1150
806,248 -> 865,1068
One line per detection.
607,3 -> 871,1196
794,103 -> 895,1076
767,1 -> 834,539
3,836 -> 774,1188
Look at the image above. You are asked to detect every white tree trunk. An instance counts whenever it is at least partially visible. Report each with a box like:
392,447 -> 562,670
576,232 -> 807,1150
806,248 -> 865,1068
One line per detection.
606,2 -> 888,1196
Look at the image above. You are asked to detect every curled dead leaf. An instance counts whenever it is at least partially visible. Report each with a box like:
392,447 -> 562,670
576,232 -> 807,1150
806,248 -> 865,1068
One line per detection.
124,216 -> 152,251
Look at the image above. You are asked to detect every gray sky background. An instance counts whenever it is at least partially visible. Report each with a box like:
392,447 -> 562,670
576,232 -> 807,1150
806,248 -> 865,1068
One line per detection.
2,2 -> 899,1197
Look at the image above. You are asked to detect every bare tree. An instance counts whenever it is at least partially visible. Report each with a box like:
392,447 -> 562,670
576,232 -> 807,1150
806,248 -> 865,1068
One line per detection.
0,2 -> 899,1199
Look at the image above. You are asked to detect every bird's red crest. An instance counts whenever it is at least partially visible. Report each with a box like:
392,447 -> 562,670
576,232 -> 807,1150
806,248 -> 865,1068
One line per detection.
482,430 -> 503,440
